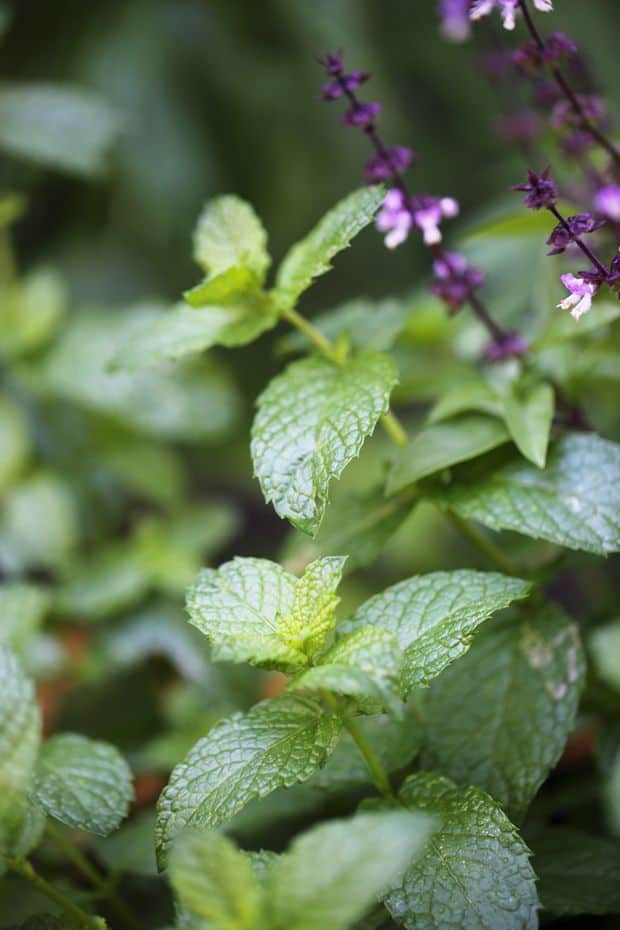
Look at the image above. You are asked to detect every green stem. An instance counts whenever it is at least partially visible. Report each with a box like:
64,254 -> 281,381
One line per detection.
444,510 -> 523,578
8,857 -> 106,929
45,822 -> 143,930
280,305 -> 409,448
321,690 -> 396,800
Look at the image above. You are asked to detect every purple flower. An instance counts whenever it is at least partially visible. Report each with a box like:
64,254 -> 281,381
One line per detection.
410,194 -> 460,245
513,32 -> 576,73
439,0 -> 471,42
364,146 -> 414,182
376,189 -> 413,250
322,70 -> 369,101
484,332 -> 529,361
594,185 -> 620,223
558,272 -> 600,321
562,129 -> 596,155
546,213 -> 605,255
317,51 -> 344,76
470,0 -> 552,31
513,167 -> 558,210
432,252 -> 486,312
552,94 -> 605,130
342,100 -> 381,128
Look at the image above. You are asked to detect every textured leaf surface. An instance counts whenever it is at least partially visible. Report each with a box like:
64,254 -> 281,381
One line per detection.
383,773 -> 538,930
343,570 -> 531,695
32,733 -> 133,836
36,311 -> 240,441
170,829 -> 262,929
290,627 -> 403,716
187,556 -> 344,669
388,415 -> 510,493
531,827 -> 620,916
0,646 -> 40,868
436,433 -> 620,554
503,383 -> 554,468
0,83 -> 120,176
267,810 -> 436,930
252,352 -> 398,534
193,195 -> 270,282
423,605 -> 585,819
155,694 -> 342,864
274,187 -> 384,308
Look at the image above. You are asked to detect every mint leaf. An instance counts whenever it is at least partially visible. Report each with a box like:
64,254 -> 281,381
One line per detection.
342,570 -> 531,695
155,694 -> 342,865
274,187 -> 385,309
252,352 -> 398,535
0,269 -> 66,362
0,646 -> 41,870
503,382 -> 554,468
423,605 -> 585,819
436,433 -> 620,554
383,772 -> 538,930
290,627 -> 402,717
531,827 -> 620,916
32,733 -> 134,836
0,583 -> 49,655
427,378 -> 502,424
387,415 -> 510,493
0,84 -> 120,176
266,810 -> 436,930
186,556 -> 345,670
169,829 -> 262,929
192,195 -> 270,283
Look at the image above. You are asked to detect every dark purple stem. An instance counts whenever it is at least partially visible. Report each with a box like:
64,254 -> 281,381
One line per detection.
334,75 -> 512,345
547,204 -> 609,276
518,0 -> 620,167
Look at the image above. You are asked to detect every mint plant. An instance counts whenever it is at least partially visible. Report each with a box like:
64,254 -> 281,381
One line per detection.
3,1 -> 620,929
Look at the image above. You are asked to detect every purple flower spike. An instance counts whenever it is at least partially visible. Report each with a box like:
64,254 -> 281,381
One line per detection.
552,95 -> 605,130
432,252 -> 486,312
342,100 -> 381,129
322,70 -> 369,101
439,0 -> 471,42
513,166 -> 558,210
470,0 -> 552,30
484,332 -> 529,362
364,146 -> 414,182
317,51 -> 344,76
594,185 -> 620,223
546,213 -> 605,255
376,189 -> 413,250
558,272 -> 600,321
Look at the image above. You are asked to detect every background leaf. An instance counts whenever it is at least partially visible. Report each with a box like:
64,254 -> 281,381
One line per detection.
502,383 -> 554,468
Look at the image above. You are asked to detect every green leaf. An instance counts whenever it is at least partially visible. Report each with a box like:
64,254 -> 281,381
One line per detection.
502,382 -> 554,468
309,714 -> 422,791
274,187 -> 385,309
342,570 -> 531,695
169,830 -> 262,930
155,694 -> 342,865
252,352 -> 398,535
35,311 -> 240,442
266,810 -> 436,930
290,627 -> 403,716
534,298 -> 620,349
0,269 -> 66,362
0,646 -> 41,870
383,773 -> 538,930
192,195 -> 270,283
94,810 -> 158,877
0,583 -> 49,655
436,433 -> 620,555
427,378 -> 502,424
0,83 -> 121,176
387,415 -> 510,494
0,395 -> 29,490
187,556 -> 345,670
32,733 -> 134,836
423,605 -> 585,819
531,827 -> 620,916
590,619 -> 620,691
0,473 -> 77,573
